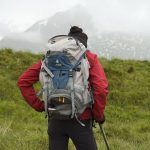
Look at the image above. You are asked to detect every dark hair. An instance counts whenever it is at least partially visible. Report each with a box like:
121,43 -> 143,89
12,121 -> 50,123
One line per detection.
68,26 -> 88,48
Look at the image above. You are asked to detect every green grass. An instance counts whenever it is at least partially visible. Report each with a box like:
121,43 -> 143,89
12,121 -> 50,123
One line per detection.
0,48 -> 150,150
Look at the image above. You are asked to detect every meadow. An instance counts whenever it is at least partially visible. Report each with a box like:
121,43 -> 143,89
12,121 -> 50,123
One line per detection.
0,48 -> 150,150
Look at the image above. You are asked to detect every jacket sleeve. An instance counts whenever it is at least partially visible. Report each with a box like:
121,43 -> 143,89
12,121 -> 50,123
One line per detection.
87,51 -> 108,121
17,61 -> 44,112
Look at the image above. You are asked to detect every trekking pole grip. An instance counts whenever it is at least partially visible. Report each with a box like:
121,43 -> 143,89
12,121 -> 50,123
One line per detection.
99,123 -> 110,150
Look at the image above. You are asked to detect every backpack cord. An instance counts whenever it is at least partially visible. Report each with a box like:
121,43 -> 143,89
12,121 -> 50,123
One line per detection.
75,113 -> 85,126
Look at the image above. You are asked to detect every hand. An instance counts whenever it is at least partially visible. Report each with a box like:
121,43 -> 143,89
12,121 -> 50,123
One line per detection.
97,115 -> 105,124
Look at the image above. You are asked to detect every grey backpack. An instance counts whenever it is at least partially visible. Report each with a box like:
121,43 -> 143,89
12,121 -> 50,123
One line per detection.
39,35 -> 93,124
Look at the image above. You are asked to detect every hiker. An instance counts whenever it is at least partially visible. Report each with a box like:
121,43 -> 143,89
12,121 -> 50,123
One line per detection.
17,26 -> 108,150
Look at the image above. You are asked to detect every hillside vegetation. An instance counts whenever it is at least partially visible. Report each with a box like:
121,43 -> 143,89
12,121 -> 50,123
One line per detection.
0,48 -> 150,150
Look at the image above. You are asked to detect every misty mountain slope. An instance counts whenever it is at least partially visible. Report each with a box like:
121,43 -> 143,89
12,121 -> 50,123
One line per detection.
0,32 -> 45,52
0,5 -> 96,52
26,5 -> 96,40
0,21 -> 11,38
0,4 -> 150,60
91,32 -> 150,60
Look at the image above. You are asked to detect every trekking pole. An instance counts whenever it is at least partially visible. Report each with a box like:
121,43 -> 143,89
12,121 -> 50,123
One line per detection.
99,123 -> 110,150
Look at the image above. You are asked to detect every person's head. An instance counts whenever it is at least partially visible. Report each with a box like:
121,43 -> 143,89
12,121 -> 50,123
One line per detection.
68,26 -> 88,48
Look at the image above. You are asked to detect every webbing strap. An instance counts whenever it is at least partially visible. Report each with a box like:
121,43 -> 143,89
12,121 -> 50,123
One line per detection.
81,59 -> 88,87
73,51 -> 86,70
69,71 -> 75,118
42,61 -> 54,78
40,72 -> 49,114
44,83 -> 48,114
71,91 -> 75,118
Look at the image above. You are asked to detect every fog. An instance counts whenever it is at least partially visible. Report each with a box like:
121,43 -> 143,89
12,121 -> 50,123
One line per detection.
0,0 -> 150,60
0,0 -> 150,34
84,0 -> 150,33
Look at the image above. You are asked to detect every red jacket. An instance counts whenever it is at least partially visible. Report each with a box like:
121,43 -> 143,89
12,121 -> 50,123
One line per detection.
17,50 -> 108,121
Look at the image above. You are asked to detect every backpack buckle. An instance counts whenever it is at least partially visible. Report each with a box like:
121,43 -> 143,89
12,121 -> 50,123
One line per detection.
59,97 -> 65,103
69,69 -> 73,77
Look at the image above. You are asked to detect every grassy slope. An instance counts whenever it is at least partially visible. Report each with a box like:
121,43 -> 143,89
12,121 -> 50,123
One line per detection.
0,49 -> 150,150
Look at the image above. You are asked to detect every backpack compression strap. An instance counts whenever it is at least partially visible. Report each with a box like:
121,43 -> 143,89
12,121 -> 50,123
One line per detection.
41,60 -> 54,78
70,50 -> 87,118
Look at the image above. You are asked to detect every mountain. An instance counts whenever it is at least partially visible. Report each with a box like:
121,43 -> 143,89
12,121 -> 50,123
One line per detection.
0,5 -> 150,60
90,32 -> 150,60
26,5 -> 96,40
0,21 -> 11,37
0,5 -> 96,53
0,35 -> 3,41
0,32 -> 45,52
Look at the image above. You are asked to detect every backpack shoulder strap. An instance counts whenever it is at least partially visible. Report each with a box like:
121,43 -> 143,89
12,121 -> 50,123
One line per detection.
41,60 -> 54,78
73,50 -> 87,69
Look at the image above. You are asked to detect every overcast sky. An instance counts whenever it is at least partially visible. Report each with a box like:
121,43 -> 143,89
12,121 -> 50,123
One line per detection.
0,0 -> 150,35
